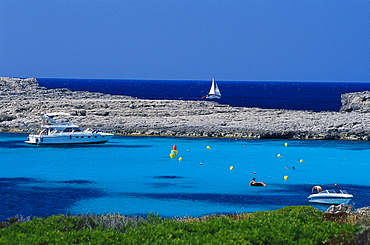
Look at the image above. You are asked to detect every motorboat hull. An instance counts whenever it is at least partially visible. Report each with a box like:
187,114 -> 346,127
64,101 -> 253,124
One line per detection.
308,197 -> 352,205
25,133 -> 114,145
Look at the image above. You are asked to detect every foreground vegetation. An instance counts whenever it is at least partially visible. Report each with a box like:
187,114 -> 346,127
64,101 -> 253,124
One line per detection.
0,206 -> 369,244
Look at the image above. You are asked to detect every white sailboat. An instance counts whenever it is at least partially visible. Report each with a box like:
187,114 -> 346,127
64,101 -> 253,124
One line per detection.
203,77 -> 221,99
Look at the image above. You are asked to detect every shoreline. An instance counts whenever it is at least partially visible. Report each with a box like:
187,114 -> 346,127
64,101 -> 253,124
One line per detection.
1,77 -> 370,141
4,130 -> 370,142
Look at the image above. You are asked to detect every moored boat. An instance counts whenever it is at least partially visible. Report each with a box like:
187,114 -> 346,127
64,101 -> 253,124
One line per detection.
24,112 -> 115,145
308,188 -> 353,205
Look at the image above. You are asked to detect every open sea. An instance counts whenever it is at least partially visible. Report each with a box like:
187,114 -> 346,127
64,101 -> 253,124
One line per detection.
1,79 -> 370,221
37,78 -> 370,112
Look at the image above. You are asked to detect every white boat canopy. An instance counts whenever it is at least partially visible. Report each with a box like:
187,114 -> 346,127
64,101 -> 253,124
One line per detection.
44,112 -> 71,117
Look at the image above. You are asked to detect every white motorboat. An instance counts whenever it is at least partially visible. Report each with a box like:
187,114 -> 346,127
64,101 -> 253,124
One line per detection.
25,112 -> 115,145
308,189 -> 353,205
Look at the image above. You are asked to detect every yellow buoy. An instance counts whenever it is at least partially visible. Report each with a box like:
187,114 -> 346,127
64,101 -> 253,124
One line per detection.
229,166 -> 234,170
178,157 -> 183,161
169,153 -> 176,158
284,175 -> 289,180
206,146 -> 211,149
277,154 -> 282,157
299,159 -> 304,163
284,143 -> 288,146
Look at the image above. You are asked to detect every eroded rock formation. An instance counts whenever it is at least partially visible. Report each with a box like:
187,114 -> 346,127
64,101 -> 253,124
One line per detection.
1,77 -> 370,140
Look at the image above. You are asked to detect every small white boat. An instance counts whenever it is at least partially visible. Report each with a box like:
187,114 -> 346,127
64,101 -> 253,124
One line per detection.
203,77 -> 221,99
25,112 -> 115,145
308,189 -> 353,205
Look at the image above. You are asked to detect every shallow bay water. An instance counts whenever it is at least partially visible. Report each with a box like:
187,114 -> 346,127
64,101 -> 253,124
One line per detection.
0,133 -> 369,221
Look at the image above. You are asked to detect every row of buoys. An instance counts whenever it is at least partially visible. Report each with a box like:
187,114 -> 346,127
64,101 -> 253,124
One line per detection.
168,143 -> 291,182
170,145 -> 212,161
277,153 -> 305,163
281,143 -> 305,181
277,154 -> 302,160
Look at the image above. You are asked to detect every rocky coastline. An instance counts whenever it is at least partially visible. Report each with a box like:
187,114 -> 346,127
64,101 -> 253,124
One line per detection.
1,77 -> 370,140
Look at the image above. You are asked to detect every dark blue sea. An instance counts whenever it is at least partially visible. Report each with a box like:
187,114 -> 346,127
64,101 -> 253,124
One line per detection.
37,78 -> 370,112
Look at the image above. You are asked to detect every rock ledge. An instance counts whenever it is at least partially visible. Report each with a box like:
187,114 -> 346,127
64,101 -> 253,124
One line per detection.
1,77 -> 370,140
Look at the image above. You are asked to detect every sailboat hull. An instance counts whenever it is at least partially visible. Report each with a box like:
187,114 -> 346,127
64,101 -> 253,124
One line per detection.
206,95 -> 221,99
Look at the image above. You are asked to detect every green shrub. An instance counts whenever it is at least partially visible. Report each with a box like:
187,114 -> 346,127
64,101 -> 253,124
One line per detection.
0,206 -> 364,244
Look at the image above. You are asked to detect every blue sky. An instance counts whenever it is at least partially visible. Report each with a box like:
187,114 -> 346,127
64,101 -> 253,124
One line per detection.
1,0 -> 369,81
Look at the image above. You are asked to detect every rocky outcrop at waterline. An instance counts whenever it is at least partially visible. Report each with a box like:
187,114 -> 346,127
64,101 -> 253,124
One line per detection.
1,76 -> 370,140
340,91 -> 370,113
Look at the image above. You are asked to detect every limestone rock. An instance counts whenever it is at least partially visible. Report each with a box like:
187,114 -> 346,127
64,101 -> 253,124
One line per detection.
340,91 -> 370,112
0,114 -> 16,122
325,203 -> 352,214
1,77 -> 370,140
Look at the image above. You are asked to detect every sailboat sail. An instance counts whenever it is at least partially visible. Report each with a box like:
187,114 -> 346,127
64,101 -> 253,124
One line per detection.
204,77 -> 221,99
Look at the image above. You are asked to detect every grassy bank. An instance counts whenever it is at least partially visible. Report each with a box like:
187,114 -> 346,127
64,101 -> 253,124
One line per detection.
0,206 -> 369,244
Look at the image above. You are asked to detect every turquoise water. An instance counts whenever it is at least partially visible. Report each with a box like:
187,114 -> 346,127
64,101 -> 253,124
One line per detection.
1,133 -> 369,221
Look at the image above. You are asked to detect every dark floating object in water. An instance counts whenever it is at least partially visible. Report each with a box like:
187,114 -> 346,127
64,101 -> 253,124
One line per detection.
58,180 -> 94,184
153,176 -> 183,179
